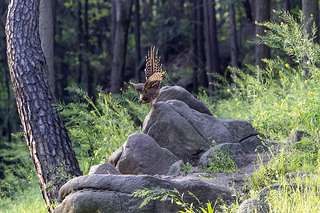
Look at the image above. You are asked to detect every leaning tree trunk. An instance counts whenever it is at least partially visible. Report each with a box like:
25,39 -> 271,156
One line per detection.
5,0 -> 82,211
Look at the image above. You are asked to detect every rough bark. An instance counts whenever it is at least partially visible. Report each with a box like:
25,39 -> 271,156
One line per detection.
110,0 -> 133,93
254,0 -> 270,68
229,2 -> 239,67
5,0 -> 82,211
302,0 -> 319,43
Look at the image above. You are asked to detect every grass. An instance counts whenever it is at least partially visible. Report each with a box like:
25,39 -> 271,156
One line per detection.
0,180 -> 47,213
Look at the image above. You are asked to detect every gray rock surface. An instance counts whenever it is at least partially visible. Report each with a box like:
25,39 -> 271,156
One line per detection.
89,163 -> 121,175
237,199 -> 270,213
199,143 -> 247,167
143,98 -> 264,164
109,133 -> 179,175
155,86 -> 212,115
54,174 -> 235,213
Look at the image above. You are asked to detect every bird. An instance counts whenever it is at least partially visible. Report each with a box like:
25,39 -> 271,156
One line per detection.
130,46 -> 163,106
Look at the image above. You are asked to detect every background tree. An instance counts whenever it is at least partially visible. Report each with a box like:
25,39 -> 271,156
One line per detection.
134,0 -> 142,82
302,0 -> 319,43
229,1 -> 239,68
40,0 -> 55,96
255,0 -> 270,68
110,0 -> 133,93
5,0 -> 82,211
203,0 -> 221,90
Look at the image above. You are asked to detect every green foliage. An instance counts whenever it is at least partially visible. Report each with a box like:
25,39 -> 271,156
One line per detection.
56,86 -> 148,174
0,179 -> 47,213
179,162 -> 193,175
199,11 -> 320,141
0,133 -> 35,199
203,150 -> 237,174
132,188 -> 216,213
199,10 -> 320,212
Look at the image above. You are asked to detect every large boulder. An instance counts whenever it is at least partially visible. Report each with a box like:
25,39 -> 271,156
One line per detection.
143,98 -> 264,164
54,174 -> 235,213
109,133 -> 179,175
155,86 -> 212,115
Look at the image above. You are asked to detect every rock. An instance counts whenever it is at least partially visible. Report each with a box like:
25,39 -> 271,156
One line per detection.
155,86 -> 212,115
108,147 -> 123,166
143,100 -> 214,162
289,130 -> 310,142
199,143 -> 245,167
54,174 -> 235,213
109,133 -> 179,175
143,99 -> 264,163
284,172 -> 309,180
237,199 -> 270,213
167,160 -> 183,176
89,163 -> 121,175
258,184 -> 303,201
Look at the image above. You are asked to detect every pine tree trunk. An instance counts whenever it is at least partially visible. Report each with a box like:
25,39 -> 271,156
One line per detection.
254,0 -> 270,68
5,0 -> 82,211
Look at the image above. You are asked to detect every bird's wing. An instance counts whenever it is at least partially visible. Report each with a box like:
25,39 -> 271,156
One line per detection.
144,46 -> 162,81
144,72 -> 162,91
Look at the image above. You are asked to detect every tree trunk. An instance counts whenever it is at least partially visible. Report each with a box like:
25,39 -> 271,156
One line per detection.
282,0 -> 290,11
110,0 -> 133,93
192,0 -> 198,92
243,0 -> 253,22
197,0 -> 208,88
203,0 -> 221,90
40,0 -> 55,96
84,0 -> 94,98
134,0 -> 142,82
302,0 -> 319,43
229,2 -> 239,67
255,0 -> 270,68
5,0 -> 82,211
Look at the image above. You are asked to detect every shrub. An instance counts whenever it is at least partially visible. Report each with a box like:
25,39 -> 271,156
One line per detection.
56,86 -> 148,174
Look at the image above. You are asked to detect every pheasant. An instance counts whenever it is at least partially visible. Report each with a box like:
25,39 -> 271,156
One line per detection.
130,46 -> 163,106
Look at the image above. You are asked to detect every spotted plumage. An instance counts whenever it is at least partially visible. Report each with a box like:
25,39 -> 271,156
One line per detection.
130,46 -> 163,106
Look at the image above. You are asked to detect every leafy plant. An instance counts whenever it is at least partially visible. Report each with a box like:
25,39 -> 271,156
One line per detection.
203,150 -> 237,174
56,86 -> 148,174
132,188 -> 216,213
